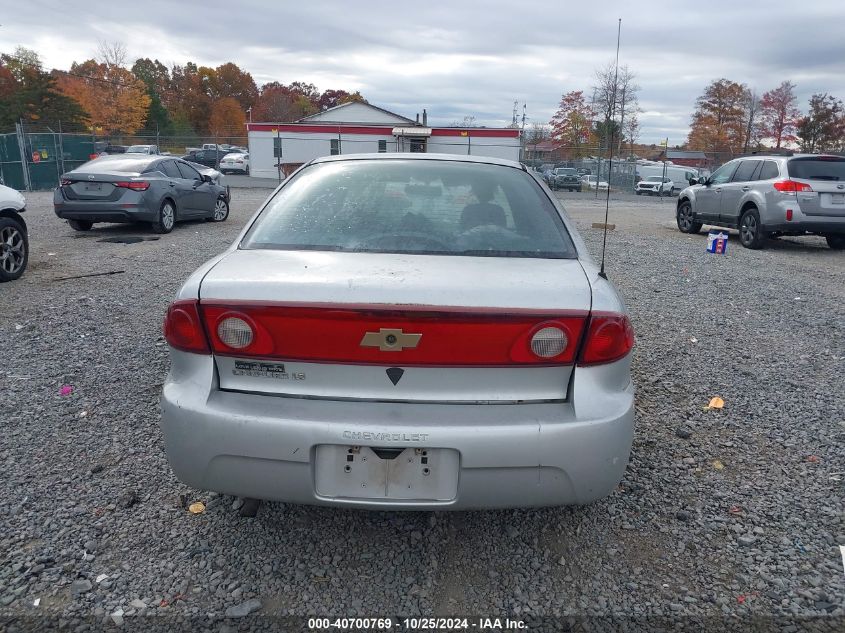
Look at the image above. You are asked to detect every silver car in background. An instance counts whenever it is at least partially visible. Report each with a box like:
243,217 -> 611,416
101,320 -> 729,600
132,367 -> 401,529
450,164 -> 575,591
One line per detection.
676,154 -> 845,249
160,154 -> 635,510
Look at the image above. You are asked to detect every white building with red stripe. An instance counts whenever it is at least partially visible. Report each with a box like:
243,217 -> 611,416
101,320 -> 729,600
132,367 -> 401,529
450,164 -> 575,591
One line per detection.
247,101 -> 521,179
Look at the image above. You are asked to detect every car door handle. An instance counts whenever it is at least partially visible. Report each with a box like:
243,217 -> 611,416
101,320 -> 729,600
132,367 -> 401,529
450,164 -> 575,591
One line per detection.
715,188 -> 722,193
741,186 -> 751,191
168,181 -> 175,187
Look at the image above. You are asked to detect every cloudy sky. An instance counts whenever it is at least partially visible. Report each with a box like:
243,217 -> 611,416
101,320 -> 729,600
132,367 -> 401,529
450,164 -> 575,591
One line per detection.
3,0 -> 844,144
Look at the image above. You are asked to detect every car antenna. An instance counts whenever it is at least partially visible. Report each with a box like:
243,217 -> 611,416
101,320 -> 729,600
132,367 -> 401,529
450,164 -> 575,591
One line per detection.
599,18 -> 622,281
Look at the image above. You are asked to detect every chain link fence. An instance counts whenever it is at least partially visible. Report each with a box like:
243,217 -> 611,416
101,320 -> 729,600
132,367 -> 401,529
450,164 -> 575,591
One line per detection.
0,120 -> 251,191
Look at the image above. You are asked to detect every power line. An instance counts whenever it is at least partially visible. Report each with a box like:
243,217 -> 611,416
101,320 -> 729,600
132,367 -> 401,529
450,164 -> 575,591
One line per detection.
2,51 -> 141,88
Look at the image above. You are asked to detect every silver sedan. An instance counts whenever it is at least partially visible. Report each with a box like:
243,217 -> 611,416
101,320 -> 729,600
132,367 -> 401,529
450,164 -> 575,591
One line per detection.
160,153 -> 635,510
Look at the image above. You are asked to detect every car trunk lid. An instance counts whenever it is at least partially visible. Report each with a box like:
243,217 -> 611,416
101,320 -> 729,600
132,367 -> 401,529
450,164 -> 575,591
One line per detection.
199,249 -> 592,403
61,171 -> 142,201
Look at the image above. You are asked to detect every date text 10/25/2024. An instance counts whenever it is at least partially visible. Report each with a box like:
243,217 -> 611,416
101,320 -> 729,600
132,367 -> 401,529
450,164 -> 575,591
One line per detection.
307,617 -> 527,631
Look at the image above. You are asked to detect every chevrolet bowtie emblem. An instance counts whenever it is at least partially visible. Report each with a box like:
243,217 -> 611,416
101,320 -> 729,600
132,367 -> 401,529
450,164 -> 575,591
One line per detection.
360,328 -> 422,352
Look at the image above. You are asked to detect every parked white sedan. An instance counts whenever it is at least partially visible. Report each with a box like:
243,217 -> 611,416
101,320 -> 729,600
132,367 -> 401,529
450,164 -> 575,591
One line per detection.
583,175 -> 609,191
220,152 -> 250,175
160,154 -> 635,510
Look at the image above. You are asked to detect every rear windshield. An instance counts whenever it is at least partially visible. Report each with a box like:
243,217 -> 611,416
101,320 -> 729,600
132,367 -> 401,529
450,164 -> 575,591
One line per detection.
788,157 -> 845,181
242,159 -> 576,258
77,157 -> 152,174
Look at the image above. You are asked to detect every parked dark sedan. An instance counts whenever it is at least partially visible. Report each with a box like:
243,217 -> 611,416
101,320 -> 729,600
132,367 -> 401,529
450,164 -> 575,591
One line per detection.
180,149 -> 231,168
54,155 -> 229,234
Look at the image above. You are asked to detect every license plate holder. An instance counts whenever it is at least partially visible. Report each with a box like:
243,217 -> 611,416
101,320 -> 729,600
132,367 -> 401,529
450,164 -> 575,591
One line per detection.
83,183 -> 103,192
315,445 -> 459,501
830,193 -> 844,205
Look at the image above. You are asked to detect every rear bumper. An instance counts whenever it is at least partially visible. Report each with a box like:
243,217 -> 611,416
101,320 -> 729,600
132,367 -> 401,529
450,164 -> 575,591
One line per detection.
763,201 -> 845,234
160,352 -> 635,510
53,189 -> 156,223
765,220 -> 845,235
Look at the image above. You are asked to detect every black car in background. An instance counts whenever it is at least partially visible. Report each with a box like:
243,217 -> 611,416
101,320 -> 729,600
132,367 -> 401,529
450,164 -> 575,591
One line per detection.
54,155 -> 230,234
94,142 -> 127,156
180,149 -> 231,168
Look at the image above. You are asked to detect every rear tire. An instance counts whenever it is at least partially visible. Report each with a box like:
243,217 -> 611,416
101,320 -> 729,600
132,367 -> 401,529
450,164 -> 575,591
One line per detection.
68,219 -> 93,231
152,200 -> 176,234
826,235 -> 845,250
677,200 -> 702,234
739,207 -> 765,249
0,217 -> 28,282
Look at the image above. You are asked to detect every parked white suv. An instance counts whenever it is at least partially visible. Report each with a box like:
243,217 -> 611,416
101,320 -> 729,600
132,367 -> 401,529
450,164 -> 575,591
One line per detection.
676,154 -> 845,249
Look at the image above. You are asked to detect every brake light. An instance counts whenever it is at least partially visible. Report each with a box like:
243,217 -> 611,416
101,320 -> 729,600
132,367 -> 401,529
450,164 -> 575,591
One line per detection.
578,313 -> 635,366
115,181 -> 150,191
163,300 -> 210,354
773,180 -> 812,194
199,303 -> 588,366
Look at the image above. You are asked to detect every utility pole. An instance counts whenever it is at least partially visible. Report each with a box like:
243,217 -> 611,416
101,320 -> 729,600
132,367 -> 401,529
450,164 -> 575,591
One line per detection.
520,103 -> 527,163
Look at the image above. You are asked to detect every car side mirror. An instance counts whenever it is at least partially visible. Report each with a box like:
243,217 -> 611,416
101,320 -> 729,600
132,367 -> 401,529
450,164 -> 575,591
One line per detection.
201,174 -> 213,183
689,177 -> 698,185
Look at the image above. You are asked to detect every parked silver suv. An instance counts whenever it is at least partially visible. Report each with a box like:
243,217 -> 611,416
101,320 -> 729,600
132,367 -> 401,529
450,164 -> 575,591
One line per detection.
676,155 -> 845,250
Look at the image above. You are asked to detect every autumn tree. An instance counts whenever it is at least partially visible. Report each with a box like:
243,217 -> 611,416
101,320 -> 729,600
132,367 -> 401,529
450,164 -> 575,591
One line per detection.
252,82 -> 319,121
687,79 -> 748,154
759,81 -> 801,148
796,93 -> 844,152
208,63 -> 258,110
56,43 -> 150,134
168,62 -> 212,134
316,89 -> 366,111
209,97 -> 246,141
131,57 -> 172,134
0,48 -> 87,129
550,90 -> 594,158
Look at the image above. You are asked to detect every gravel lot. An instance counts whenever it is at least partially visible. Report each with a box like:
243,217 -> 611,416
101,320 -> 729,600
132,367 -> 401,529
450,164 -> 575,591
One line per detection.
1,185 -> 843,631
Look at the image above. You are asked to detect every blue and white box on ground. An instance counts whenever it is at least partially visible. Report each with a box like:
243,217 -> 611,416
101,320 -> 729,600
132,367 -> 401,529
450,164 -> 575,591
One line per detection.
706,230 -> 728,254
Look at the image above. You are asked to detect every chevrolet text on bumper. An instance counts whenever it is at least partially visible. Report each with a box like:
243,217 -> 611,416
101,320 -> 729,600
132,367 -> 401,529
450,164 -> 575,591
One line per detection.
160,154 -> 636,510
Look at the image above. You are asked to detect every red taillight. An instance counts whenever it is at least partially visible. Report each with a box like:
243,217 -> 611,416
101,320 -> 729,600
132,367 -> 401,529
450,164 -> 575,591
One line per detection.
115,181 -> 150,191
578,313 -> 635,366
163,299 -> 210,354
199,303 -> 587,366
786,209 -> 793,221
773,180 -> 812,194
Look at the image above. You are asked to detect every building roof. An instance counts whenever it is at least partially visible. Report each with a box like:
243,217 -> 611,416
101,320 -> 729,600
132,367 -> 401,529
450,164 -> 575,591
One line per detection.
298,101 -> 415,125
665,150 -> 707,159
